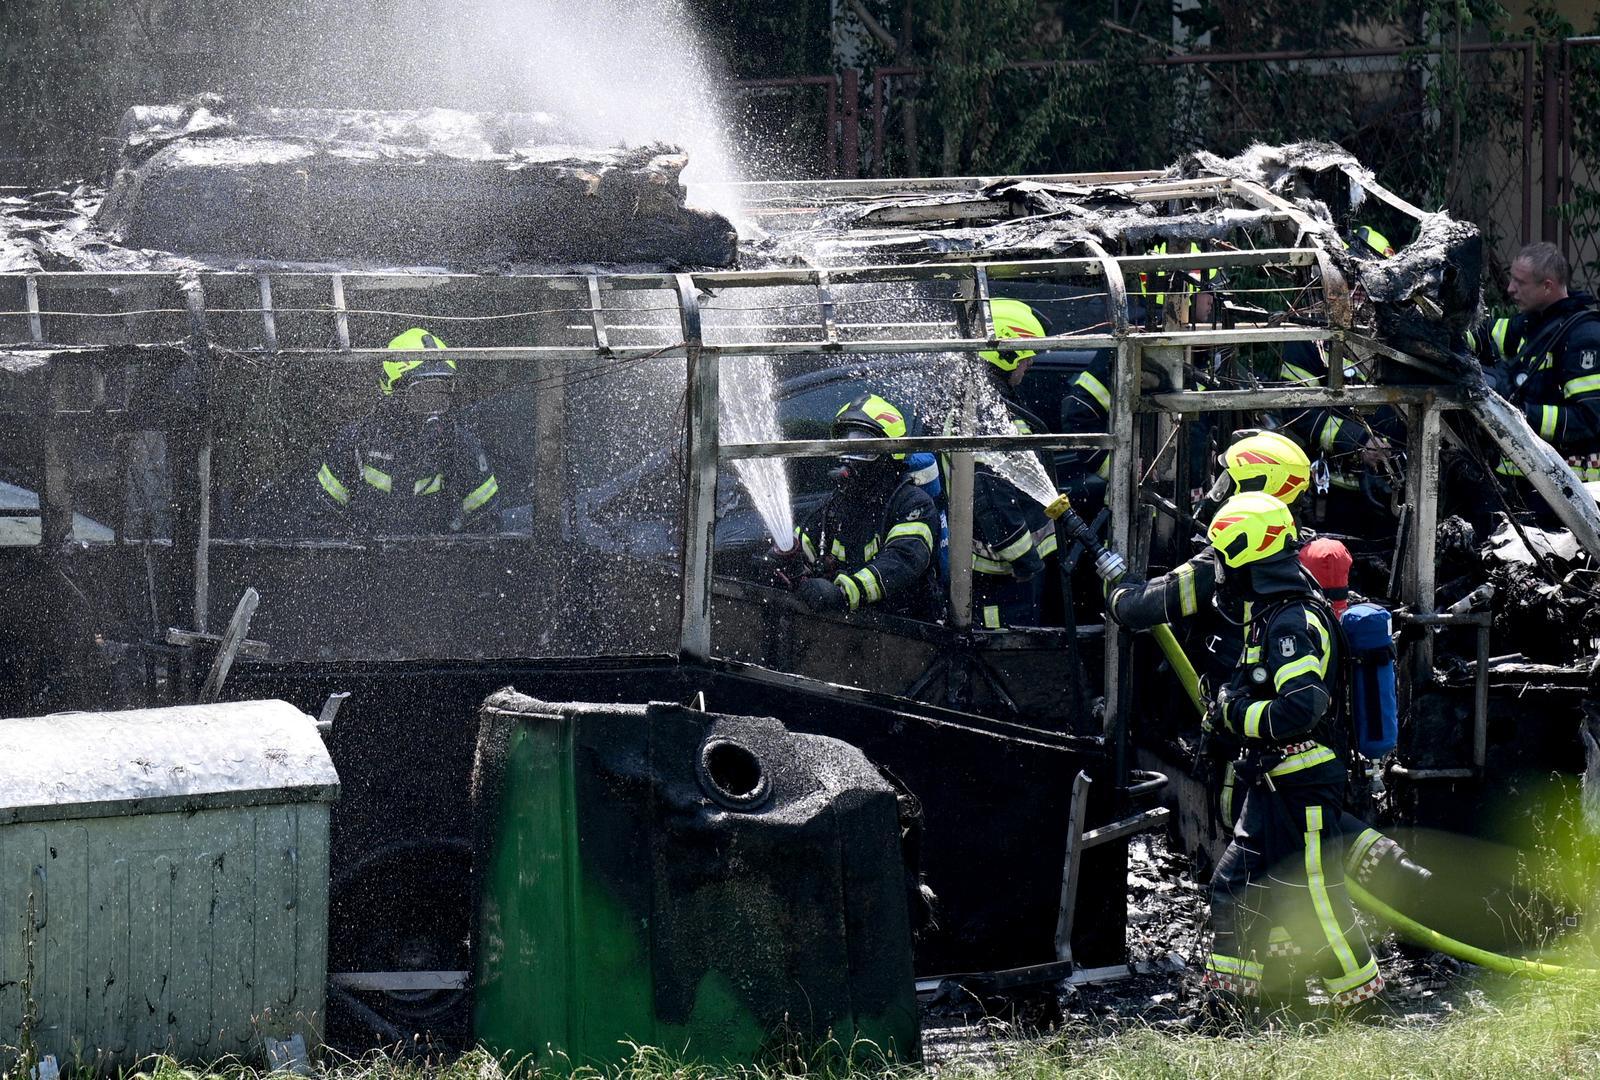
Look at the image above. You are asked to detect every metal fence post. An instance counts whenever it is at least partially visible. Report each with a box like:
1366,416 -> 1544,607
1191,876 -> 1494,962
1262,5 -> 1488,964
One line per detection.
840,68 -> 861,178
1543,42 -> 1562,244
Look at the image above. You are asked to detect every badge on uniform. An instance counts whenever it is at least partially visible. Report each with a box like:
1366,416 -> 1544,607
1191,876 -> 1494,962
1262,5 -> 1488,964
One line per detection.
1582,349 -> 1597,371
1279,635 -> 1296,658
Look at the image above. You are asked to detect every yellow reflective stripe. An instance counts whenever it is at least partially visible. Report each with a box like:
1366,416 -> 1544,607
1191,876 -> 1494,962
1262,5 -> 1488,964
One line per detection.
799,529 -> 817,561
1304,806 -> 1364,980
1347,827 -> 1384,872
1175,562 -> 1197,617
1243,699 -> 1268,739
1282,363 -> 1319,385
1274,653 -> 1322,690
1036,531 -> 1058,557
1243,645 -> 1262,664
864,537 -> 880,561
886,520 -> 934,549
830,539 -> 847,560
414,472 -> 444,496
461,474 -> 499,513
853,566 -> 882,604
1220,762 -> 1235,823
1325,956 -> 1381,996
1565,373 -> 1600,397
361,465 -> 392,492
1307,610 -> 1332,676
1076,371 -> 1112,411
1541,405 -> 1560,440
834,573 -> 862,610
1205,954 -> 1264,979
1269,745 -> 1337,777
317,463 -> 351,505
982,604 -> 1001,628
993,531 -> 1036,563
1319,416 -> 1345,451
1095,456 -> 1111,479
973,555 -> 1013,575
1492,318 -> 1510,356
1494,458 -> 1524,477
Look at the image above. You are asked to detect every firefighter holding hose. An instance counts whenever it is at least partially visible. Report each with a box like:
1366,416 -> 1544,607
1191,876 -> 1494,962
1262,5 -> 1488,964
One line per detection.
778,394 -> 940,619
1199,492 -> 1386,1013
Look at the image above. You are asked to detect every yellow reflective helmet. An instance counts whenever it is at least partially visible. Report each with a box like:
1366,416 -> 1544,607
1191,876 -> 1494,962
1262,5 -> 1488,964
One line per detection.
834,393 -> 909,460
1208,492 -> 1300,568
979,298 -> 1047,371
380,327 -> 457,394
1352,225 -> 1396,258
1224,430 -> 1311,504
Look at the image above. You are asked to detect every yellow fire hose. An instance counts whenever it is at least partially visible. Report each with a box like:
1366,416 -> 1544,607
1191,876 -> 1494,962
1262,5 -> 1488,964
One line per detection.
1106,574 -> 1595,980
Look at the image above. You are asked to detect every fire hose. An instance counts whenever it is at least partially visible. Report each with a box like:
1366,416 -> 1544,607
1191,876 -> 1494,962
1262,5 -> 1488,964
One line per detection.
1043,492 -> 1594,979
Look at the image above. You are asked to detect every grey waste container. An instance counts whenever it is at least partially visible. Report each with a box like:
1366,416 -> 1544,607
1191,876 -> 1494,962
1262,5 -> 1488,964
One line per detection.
0,700 -> 339,1069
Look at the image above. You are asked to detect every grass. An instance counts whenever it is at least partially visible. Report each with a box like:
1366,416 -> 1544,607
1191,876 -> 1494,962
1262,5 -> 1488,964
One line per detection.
18,975 -> 1594,1080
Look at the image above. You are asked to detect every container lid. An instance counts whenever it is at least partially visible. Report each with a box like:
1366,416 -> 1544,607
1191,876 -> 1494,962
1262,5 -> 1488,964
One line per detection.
0,699 -> 340,825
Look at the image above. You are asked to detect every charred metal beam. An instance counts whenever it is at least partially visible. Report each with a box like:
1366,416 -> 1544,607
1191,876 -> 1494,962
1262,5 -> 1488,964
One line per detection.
676,274 -> 717,663
1143,385 -> 1465,413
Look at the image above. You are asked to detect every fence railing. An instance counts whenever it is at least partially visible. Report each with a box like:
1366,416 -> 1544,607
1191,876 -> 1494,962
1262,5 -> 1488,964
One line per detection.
728,39 -> 1600,287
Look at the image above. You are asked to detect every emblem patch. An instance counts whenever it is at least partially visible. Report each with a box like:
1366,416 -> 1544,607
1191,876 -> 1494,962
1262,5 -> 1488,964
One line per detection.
1582,349 -> 1597,370
1279,635 -> 1297,658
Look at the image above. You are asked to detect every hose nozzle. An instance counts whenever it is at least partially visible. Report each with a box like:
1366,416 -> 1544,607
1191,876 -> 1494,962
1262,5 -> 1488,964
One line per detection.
1045,494 -> 1072,520
1093,548 -> 1128,584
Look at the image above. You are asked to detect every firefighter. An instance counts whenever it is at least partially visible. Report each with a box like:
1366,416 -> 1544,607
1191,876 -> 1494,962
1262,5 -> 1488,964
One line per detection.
1200,492 -> 1384,1012
935,297 -> 1056,628
782,394 -> 939,619
1493,242 -> 1600,485
313,328 -> 500,534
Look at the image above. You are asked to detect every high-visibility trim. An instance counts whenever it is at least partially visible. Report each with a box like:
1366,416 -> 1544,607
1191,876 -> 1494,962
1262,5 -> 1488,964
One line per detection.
317,464 -> 351,505
1494,457 -> 1525,477
887,520 -> 934,549
799,529 -> 817,561
1269,744 -> 1337,777
414,472 -> 444,496
1346,827 -> 1385,875
835,573 -> 862,610
1076,371 -> 1112,411
1319,416 -> 1345,451
1540,405 -> 1560,440
461,474 -> 499,514
1242,699 -> 1268,739
982,604 -> 1002,628
1565,373 -> 1600,397
1491,317 -> 1510,357
908,460 -> 939,486
361,465 -> 392,492
1281,362 -> 1319,385
1220,762 -> 1236,823
1306,610 -> 1332,676
830,539 -> 848,560
1305,806 -> 1365,982
1274,653 -> 1322,690
1095,456 -> 1111,479
1325,956 -> 1382,996
853,566 -> 882,604
993,530 -> 1036,563
864,537 -> 880,561
1204,954 -> 1264,980
1036,530 -> 1059,557
1175,562 -> 1197,616
973,555 -> 1014,575
1243,644 -> 1262,664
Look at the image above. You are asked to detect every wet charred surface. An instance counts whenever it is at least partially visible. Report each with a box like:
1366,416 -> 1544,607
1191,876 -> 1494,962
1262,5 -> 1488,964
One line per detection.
921,836 -> 1491,1068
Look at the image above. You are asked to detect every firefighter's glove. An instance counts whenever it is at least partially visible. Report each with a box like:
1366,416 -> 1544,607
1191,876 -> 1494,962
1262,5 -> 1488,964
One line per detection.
1209,686 -> 1239,735
796,576 -> 848,613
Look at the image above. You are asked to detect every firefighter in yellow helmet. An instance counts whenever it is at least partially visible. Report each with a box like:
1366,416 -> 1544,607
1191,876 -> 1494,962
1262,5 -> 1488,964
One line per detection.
781,393 -> 939,618
312,328 -> 501,534
1198,492 -> 1384,1016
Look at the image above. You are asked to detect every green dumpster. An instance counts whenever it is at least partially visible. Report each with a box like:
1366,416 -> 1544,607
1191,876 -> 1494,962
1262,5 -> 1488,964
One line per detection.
471,691 -> 920,1070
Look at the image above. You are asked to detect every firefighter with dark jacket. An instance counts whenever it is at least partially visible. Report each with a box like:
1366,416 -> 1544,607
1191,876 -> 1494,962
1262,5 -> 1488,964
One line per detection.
1491,242 -> 1600,484
314,328 -> 501,534
784,394 -> 939,619
943,298 -> 1056,628
1199,492 -> 1384,1011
